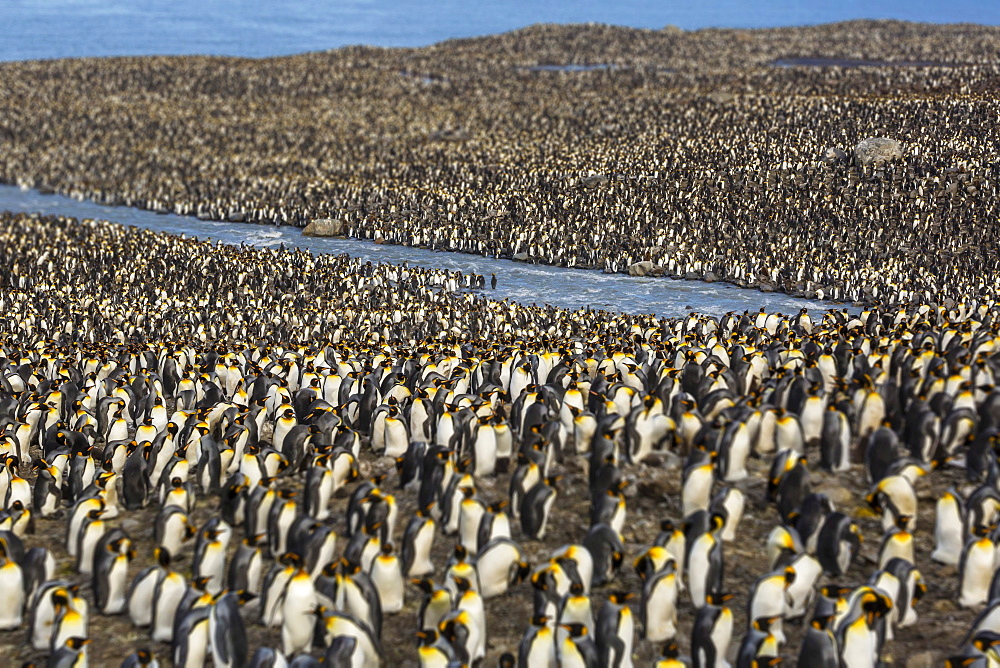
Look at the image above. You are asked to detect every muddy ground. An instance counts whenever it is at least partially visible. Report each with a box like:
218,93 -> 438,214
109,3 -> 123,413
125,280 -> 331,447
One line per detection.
0,434 -> 975,667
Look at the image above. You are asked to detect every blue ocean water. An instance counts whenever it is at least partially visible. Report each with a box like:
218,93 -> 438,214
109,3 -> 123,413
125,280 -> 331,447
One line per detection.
4,0 -> 999,62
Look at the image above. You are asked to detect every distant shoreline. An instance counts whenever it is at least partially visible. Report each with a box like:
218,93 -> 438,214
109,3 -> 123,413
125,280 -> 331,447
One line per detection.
1,20 -> 998,308
3,17 -> 1000,64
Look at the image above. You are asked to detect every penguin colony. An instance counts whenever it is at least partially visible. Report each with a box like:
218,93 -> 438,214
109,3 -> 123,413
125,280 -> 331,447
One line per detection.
2,209 -> 1000,665
1,19 -> 1000,668
3,22 -> 1000,307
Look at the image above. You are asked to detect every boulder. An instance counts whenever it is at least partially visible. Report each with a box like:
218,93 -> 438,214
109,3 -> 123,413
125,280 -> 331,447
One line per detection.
429,127 -> 469,142
302,218 -> 346,237
227,210 -> 246,222
580,173 -> 608,188
628,261 -> 655,277
853,137 -> 903,167
512,252 -> 531,262
707,91 -> 735,105
905,652 -> 941,668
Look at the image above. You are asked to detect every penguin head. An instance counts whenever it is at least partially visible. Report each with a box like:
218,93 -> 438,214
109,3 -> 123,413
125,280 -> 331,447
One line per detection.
154,547 -> 172,568
411,578 -> 435,595
810,613 -> 835,631
752,615 -> 781,633
530,568 -> 551,592
439,616 -> 466,643
278,551 -> 304,568
705,592 -> 733,606
752,658 -> 782,668
860,590 -> 892,626
451,576 -> 473,594
203,527 -> 224,541
660,640 -> 681,659
512,560 -> 531,585
972,630 -> 1000,654
50,588 -> 72,611
559,622 -> 588,639
608,591 -> 635,605
819,584 -> 852,600
864,489 -> 883,512
414,629 -> 439,646
112,536 -> 136,559
192,576 -> 213,592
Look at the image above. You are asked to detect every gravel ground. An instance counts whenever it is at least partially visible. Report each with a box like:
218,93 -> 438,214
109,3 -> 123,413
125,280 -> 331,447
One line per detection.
0,431 -> 974,666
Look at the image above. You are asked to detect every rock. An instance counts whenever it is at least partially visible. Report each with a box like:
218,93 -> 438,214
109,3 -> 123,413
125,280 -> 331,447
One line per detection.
227,210 -> 246,222
814,480 -> 855,506
429,127 -> 469,142
905,652 -> 941,668
759,282 -> 775,293
120,517 -> 145,534
628,260 -> 655,277
822,147 -> 849,164
637,478 -> 673,500
302,218 -> 345,237
580,173 -> 608,188
933,598 -> 958,612
708,91 -> 735,105
854,137 -> 904,167
512,252 -> 530,262
704,271 -> 718,283
639,454 -> 664,468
